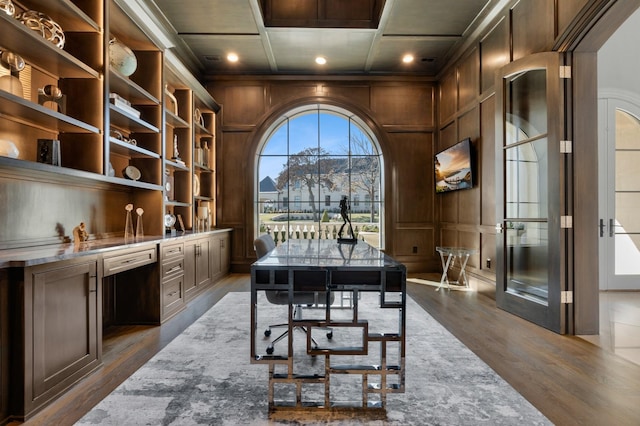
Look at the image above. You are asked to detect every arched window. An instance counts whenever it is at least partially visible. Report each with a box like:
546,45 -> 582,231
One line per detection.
256,104 -> 384,248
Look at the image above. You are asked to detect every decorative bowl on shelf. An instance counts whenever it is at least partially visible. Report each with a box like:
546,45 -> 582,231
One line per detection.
17,10 -> 65,49
193,174 -> 200,196
109,38 -> 137,77
0,0 -> 15,17
123,165 -> 141,181
0,139 -> 19,158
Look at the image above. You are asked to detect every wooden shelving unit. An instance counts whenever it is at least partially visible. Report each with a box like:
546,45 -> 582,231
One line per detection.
0,0 -> 220,240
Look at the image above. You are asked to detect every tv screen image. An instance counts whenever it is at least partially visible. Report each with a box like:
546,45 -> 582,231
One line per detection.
434,138 -> 473,193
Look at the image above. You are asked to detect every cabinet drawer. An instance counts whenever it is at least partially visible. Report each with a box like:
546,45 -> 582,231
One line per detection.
162,274 -> 184,318
162,257 -> 184,279
162,242 -> 184,260
103,247 -> 157,276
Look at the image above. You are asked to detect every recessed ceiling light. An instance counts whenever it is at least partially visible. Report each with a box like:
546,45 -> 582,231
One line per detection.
402,54 -> 414,64
227,53 -> 239,62
315,56 -> 327,65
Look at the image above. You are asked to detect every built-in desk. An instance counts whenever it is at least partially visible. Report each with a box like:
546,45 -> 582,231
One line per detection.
0,229 -> 231,422
251,239 -> 406,413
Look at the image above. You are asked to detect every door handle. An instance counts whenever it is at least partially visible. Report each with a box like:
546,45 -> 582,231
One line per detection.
609,218 -> 615,238
599,219 -> 605,237
495,223 -> 503,233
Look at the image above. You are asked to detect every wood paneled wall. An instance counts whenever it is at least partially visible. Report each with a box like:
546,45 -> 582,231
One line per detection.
206,77 -> 438,273
435,0 -> 588,282
206,0 -> 597,278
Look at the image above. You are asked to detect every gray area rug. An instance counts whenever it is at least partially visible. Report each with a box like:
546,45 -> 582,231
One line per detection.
76,292 -> 550,425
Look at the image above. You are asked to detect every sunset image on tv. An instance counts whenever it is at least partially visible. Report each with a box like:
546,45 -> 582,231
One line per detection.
434,139 -> 473,193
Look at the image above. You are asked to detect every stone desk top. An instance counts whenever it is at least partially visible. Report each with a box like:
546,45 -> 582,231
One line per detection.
0,228 -> 232,268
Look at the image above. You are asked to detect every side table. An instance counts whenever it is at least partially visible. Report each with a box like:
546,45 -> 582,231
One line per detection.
435,246 -> 477,291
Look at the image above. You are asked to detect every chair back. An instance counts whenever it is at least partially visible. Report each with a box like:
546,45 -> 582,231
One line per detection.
254,234 -> 276,259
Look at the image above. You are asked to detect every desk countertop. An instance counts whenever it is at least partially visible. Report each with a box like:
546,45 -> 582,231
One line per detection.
252,239 -> 405,270
0,228 -> 232,268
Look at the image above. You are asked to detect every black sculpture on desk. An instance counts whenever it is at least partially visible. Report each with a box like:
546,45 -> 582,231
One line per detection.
337,195 -> 357,244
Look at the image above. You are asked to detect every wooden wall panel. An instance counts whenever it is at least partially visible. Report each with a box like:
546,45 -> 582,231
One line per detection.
217,85 -> 266,127
557,0 -> 590,37
217,132 -> 250,224
458,48 -> 479,110
269,82 -> 320,106
481,232 -> 496,274
511,0 -> 555,61
480,17 -> 509,95
371,84 -> 434,127
323,84 -> 371,107
394,228 -> 434,258
480,94 -> 497,227
457,107 -> 481,225
386,132 -> 434,224
439,71 -> 457,124
459,230 -> 480,269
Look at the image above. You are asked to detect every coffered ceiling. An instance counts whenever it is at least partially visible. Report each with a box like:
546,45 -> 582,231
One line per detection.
143,0 -> 503,77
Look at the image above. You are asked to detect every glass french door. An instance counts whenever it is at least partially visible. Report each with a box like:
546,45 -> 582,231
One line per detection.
599,99 -> 640,290
495,53 -> 567,333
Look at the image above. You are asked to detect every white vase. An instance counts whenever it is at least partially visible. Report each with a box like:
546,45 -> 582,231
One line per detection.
109,38 -> 137,77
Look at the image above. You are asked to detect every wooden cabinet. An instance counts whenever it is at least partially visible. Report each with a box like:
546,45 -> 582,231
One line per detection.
160,241 -> 186,321
211,231 -> 231,280
0,269 -> 8,423
0,0 -> 103,174
10,257 -> 101,420
0,0 -> 220,246
184,236 -> 212,301
163,57 -> 219,234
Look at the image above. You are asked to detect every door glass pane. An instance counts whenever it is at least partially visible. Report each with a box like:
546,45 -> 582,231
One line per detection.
505,138 -> 548,219
506,222 -> 549,304
614,109 -> 640,274
505,69 -> 547,144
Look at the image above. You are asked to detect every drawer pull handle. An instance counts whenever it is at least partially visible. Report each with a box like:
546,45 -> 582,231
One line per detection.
168,291 -> 178,297
167,266 -> 182,273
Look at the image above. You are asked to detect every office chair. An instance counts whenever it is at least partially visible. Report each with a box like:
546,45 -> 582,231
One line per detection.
253,234 -> 333,354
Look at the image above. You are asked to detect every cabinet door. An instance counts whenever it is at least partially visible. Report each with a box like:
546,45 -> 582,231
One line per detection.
184,240 -> 196,297
195,238 -> 211,288
27,258 -> 101,414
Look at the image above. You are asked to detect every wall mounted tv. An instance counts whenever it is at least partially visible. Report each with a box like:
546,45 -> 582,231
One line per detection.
434,138 -> 473,193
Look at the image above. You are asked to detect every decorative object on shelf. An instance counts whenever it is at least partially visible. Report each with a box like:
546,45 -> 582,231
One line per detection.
193,174 -> 200,196
109,38 -> 137,77
109,92 -> 141,118
172,133 -> 185,165
194,145 -> 203,164
202,140 -> 210,167
164,213 -> 177,236
108,162 -> 115,177
17,10 -> 65,49
123,165 -> 141,181
0,0 -> 15,17
176,214 -> 185,233
72,222 -> 89,243
165,84 -> 178,115
0,49 -> 25,97
194,108 -> 204,127
37,139 -> 61,166
197,205 -> 209,232
124,204 -> 134,241
164,169 -> 174,200
0,139 -> 19,158
38,84 -> 66,113
135,207 -> 144,238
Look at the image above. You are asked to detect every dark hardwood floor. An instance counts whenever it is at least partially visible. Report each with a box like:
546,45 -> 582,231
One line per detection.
17,273 -> 640,425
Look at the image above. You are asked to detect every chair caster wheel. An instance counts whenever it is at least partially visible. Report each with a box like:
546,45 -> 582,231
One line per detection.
327,331 -> 333,339
266,345 -> 274,354
264,329 -> 271,337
